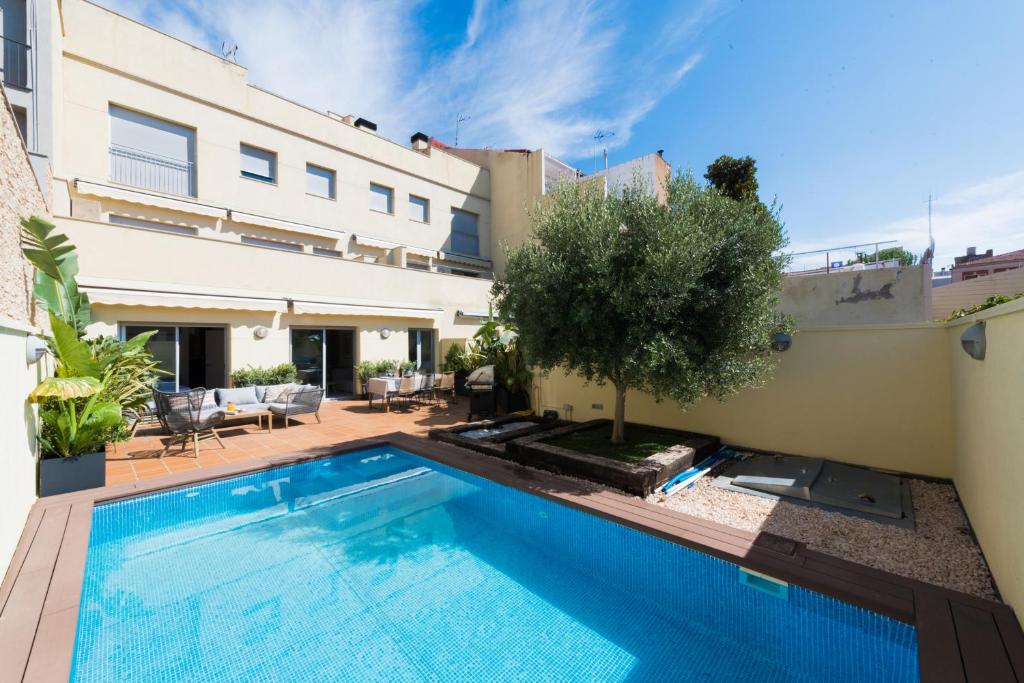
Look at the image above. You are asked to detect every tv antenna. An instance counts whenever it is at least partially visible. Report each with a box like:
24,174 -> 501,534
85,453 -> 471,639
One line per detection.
455,114 -> 471,146
222,42 -> 239,62
923,193 -> 937,265
593,130 -> 615,171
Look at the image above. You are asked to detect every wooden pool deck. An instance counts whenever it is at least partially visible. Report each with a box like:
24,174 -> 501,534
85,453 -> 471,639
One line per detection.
2,433 -> 1022,682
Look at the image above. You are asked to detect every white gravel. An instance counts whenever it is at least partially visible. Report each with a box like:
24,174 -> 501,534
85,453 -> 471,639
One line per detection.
646,456 -> 998,601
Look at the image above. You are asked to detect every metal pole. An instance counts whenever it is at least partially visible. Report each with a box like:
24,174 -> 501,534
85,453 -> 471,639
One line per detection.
826,251 -> 830,275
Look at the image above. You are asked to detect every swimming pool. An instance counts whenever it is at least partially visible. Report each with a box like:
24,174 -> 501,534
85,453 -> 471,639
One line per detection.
72,446 -> 918,682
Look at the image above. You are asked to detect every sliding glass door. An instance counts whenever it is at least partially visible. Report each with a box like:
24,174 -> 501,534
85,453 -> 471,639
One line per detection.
122,324 -> 226,391
290,328 -> 355,398
408,329 -> 436,372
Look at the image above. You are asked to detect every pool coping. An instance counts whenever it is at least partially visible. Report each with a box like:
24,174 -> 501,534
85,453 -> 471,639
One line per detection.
1,432 -> 1021,682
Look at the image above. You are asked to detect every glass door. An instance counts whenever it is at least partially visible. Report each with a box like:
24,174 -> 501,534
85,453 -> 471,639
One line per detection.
123,325 -> 227,391
125,325 -> 177,390
408,329 -> 436,372
291,329 -> 325,389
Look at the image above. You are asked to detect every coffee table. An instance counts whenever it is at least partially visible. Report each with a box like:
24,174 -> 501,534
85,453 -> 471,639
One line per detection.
221,409 -> 273,432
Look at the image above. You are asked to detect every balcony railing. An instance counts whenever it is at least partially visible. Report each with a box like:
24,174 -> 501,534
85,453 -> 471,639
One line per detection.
1,37 -> 31,90
110,144 -> 196,197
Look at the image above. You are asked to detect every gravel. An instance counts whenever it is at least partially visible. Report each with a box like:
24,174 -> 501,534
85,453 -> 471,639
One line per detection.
646,455 -> 999,600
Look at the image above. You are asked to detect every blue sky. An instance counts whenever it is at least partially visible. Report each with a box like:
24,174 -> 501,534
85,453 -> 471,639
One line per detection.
101,0 -> 1024,268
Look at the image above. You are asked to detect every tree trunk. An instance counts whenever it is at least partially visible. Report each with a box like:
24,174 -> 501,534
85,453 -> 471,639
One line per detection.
611,383 -> 627,444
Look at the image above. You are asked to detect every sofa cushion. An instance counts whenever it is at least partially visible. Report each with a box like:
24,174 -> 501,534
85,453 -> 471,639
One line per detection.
216,386 -> 260,407
262,383 -> 300,404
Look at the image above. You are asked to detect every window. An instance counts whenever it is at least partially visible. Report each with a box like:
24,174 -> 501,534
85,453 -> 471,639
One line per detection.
12,106 -> 27,145
241,236 -> 302,252
306,164 -> 336,199
369,183 -> 394,214
409,195 -> 429,223
450,208 -> 479,256
408,329 -> 436,371
407,261 -> 430,271
108,214 -> 198,236
313,246 -> 342,258
109,105 -> 196,196
240,143 -> 277,183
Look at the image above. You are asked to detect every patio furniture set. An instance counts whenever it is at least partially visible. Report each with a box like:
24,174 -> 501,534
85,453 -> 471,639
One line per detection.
366,372 -> 455,412
149,383 -> 325,458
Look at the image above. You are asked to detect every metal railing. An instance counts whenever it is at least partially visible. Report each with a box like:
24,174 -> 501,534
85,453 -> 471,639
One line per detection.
1,37 -> 31,90
110,144 -> 196,197
785,240 -> 902,275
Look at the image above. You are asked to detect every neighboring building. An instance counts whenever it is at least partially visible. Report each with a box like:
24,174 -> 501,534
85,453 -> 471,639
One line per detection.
30,0 -> 659,397
951,246 -> 1024,282
589,150 -> 672,203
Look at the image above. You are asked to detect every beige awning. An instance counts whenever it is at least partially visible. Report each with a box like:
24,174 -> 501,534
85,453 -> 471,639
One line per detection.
438,251 -> 491,268
229,210 -> 344,241
352,234 -> 438,258
291,300 -> 441,319
83,286 -> 288,312
74,180 -> 228,219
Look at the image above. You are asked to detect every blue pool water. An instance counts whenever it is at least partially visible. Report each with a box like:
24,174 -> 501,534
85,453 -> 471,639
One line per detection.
72,446 -> 918,682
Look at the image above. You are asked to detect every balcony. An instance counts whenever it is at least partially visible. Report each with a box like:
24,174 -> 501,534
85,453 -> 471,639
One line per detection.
110,143 -> 196,197
1,37 -> 31,90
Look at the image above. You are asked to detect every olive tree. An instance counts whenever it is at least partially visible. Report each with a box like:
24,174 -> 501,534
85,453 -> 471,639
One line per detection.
492,174 -> 788,443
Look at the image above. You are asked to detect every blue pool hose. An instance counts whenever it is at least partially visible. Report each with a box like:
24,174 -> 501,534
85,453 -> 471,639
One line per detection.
661,447 -> 737,495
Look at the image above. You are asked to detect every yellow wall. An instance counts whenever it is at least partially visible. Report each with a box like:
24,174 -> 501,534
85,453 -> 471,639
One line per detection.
536,323 -> 955,478
947,300 -> 1024,621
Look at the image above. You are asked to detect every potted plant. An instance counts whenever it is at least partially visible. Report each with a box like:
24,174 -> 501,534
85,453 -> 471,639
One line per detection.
399,360 -> 416,376
356,360 -> 378,398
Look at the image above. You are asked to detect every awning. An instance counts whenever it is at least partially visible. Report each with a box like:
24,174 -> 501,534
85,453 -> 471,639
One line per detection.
83,286 -> 288,312
74,180 -> 228,219
230,210 -> 344,241
438,251 -> 491,268
455,310 -> 490,319
292,300 -> 441,319
352,234 -> 438,258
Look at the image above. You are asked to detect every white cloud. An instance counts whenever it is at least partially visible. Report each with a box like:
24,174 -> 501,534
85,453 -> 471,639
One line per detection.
95,0 -> 714,160
787,170 -> 1024,270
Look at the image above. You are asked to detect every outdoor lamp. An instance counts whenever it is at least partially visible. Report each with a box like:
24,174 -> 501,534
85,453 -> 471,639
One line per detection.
770,332 -> 792,352
253,325 -> 270,340
26,335 -> 46,364
960,322 -> 986,361
380,328 -> 392,339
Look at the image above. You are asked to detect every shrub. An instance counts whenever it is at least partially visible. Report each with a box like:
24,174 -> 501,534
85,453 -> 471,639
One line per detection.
231,363 -> 298,387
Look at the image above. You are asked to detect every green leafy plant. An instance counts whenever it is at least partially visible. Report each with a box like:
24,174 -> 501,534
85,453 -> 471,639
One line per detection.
20,216 -> 92,336
442,343 -> 470,373
377,359 -> 401,376
230,363 -> 298,387
89,332 -> 166,411
399,359 -> 416,375
943,293 -> 1024,321
847,246 -> 917,267
356,360 -> 379,385
493,173 -> 787,443
704,155 -> 759,202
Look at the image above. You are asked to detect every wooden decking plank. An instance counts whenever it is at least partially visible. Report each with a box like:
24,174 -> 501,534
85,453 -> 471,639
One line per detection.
801,554 -> 916,601
0,507 -> 44,615
0,505 -> 71,683
952,601 -> 1018,682
22,606 -> 79,683
992,607 -> 1024,681
40,502 -> 93,616
916,589 -> 967,683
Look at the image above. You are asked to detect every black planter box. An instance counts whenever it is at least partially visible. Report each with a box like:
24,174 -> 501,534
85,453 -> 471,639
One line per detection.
39,451 -> 106,497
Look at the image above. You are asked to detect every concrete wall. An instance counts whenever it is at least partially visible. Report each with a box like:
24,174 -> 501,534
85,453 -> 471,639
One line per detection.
536,323 -> 954,478
0,85 -> 47,579
931,268 -> 1024,320
947,300 -> 1024,623
781,265 -> 931,326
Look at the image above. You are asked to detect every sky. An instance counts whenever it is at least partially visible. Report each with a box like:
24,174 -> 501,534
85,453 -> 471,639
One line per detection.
99,0 -> 1024,270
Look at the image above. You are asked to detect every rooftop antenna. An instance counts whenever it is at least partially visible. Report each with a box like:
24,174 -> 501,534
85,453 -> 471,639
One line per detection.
221,41 -> 238,62
923,193 -> 936,265
593,130 -> 615,171
455,114 -> 471,147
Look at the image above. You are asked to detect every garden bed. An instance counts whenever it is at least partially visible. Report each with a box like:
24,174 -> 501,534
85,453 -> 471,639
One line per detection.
428,414 -> 566,457
507,419 -> 720,496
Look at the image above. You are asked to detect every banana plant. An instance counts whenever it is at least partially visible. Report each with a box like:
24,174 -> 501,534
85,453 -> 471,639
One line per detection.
20,216 -> 91,337
30,375 -> 122,458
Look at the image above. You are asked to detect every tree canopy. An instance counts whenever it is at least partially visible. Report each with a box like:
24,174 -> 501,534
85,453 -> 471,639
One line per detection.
848,246 -> 917,267
704,155 -> 759,201
492,174 -> 788,443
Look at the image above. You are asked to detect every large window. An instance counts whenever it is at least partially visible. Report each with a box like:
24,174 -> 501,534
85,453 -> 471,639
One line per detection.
306,163 -> 336,199
369,183 -> 394,214
240,143 -> 277,183
409,194 -> 429,223
109,105 -> 196,196
408,329 -> 436,372
450,208 -> 479,256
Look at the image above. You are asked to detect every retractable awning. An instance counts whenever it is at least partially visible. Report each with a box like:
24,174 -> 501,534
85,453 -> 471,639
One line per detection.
229,210 -> 344,241
351,234 -> 438,259
291,300 -> 442,320
83,286 -> 287,312
74,180 -> 228,219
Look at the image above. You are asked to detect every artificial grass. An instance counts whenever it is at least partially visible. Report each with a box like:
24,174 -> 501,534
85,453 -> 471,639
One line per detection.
544,424 -> 682,464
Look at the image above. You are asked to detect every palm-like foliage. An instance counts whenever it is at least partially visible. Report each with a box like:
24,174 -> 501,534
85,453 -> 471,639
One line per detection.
89,332 -> 166,411
20,216 -> 91,336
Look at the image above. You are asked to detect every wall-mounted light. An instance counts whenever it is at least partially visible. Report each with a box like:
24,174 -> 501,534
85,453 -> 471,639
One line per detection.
253,325 -> 270,340
26,335 -> 46,364
960,322 -> 986,360
380,328 -> 392,339
770,332 -> 792,352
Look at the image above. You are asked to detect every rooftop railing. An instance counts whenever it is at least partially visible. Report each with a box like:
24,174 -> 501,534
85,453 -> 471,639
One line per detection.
1,37 -> 31,90
785,240 -> 903,275
110,144 -> 196,197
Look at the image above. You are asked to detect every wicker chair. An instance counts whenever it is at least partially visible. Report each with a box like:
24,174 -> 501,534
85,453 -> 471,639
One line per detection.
394,375 -> 419,410
435,372 -> 456,404
152,388 -> 226,458
417,373 -> 436,406
268,386 -> 324,428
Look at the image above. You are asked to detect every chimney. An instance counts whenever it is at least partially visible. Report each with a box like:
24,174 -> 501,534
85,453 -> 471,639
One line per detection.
967,247 -> 976,257
354,117 -> 377,134
657,149 -> 664,158
411,132 -> 430,153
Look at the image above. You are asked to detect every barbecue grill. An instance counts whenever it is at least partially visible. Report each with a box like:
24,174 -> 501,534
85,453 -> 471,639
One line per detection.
465,364 -> 496,421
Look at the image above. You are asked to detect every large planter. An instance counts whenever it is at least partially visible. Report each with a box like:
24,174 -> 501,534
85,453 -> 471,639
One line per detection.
39,451 -> 106,497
